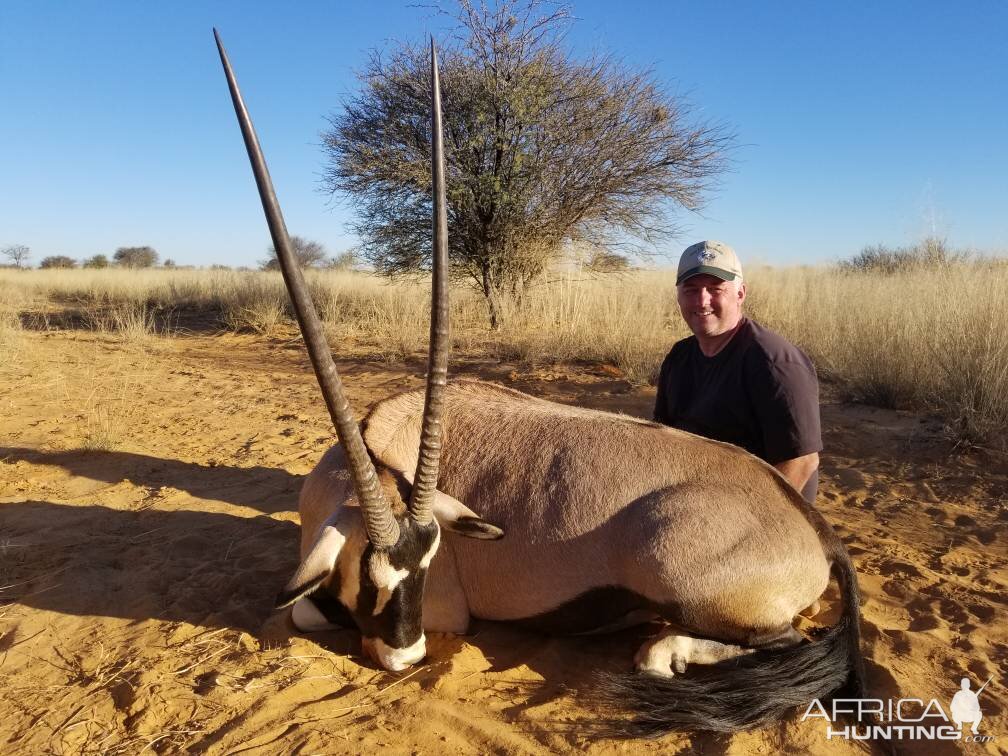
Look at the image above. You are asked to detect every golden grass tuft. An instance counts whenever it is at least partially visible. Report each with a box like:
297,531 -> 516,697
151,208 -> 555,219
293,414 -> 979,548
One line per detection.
220,275 -> 287,336
79,404 -> 128,452
80,301 -> 163,342
72,349 -> 150,452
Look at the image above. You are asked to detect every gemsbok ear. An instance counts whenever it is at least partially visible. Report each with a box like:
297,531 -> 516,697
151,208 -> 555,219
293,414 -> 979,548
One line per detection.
275,515 -> 350,608
433,491 -> 504,540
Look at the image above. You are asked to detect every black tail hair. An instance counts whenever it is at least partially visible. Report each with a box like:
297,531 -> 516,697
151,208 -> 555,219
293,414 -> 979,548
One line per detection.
593,551 -> 866,737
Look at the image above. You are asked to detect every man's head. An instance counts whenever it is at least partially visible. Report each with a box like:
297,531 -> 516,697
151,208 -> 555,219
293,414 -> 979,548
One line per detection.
675,240 -> 746,340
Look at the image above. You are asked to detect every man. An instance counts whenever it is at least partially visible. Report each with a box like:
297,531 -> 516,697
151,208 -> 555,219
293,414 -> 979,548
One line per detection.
653,240 -> 822,502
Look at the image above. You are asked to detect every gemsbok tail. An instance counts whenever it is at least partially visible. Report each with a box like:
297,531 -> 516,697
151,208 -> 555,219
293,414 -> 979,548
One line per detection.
594,541 -> 866,736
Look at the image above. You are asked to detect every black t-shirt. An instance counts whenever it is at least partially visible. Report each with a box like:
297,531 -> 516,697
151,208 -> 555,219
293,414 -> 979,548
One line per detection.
653,317 -> 822,502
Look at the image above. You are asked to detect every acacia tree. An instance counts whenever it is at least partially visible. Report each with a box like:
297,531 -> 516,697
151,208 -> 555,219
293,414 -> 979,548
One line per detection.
39,255 -> 78,269
2,244 -> 31,268
323,0 -> 731,327
114,246 -> 159,268
261,235 -> 328,270
83,254 -> 109,269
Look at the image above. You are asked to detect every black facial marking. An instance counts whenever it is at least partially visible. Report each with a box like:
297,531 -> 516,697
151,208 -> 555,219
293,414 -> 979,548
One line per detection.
275,572 -> 327,609
348,519 -> 439,648
306,587 -> 354,628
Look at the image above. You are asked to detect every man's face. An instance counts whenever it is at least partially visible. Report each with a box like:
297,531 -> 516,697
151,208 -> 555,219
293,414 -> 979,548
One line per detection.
676,273 -> 746,339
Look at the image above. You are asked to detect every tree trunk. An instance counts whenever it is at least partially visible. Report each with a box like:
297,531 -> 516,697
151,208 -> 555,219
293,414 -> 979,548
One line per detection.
481,265 -> 501,330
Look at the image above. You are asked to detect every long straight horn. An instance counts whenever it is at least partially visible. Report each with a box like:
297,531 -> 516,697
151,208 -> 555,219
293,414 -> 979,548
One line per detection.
214,29 -> 399,549
407,38 -> 450,526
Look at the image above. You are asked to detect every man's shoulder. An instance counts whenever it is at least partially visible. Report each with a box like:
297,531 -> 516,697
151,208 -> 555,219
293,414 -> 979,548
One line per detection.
663,334 -> 697,362
744,319 -> 815,370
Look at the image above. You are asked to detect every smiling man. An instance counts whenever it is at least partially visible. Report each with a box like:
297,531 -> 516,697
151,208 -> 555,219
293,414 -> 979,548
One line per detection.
653,241 -> 823,502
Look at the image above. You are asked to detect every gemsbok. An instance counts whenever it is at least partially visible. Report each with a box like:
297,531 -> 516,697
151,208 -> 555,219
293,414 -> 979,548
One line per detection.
214,29 -> 866,735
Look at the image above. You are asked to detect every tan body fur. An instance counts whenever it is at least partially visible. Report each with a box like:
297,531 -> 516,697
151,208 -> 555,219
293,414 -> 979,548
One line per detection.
299,379 -> 831,644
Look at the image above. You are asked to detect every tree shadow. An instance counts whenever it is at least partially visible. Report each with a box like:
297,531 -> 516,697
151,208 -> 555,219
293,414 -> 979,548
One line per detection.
18,305 -> 227,334
0,446 -> 299,515
0,500 -> 299,634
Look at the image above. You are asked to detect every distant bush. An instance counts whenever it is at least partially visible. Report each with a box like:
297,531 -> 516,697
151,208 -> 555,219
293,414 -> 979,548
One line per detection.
326,249 -> 358,271
585,250 -> 632,274
114,246 -> 159,268
838,237 -> 970,274
39,255 -> 78,269
83,254 -> 110,269
261,236 -> 327,270
163,258 -> 176,268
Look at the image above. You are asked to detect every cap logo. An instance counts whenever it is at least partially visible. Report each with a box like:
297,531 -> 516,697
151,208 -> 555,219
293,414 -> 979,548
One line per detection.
696,248 -> 717,263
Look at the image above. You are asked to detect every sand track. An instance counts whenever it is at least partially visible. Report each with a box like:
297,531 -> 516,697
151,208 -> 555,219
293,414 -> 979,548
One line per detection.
1,331 -> 1005,754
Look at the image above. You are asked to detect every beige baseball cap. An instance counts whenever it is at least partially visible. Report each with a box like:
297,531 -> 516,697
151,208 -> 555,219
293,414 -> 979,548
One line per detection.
676,240 -> 743,285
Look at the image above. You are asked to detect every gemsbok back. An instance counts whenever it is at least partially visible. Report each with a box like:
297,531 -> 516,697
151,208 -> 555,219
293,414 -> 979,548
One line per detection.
214,29 -> 866,736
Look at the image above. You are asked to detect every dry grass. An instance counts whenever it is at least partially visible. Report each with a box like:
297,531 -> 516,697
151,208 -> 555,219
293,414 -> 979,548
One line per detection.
0,279 -> 28,365
744,261 -> 1008,447
491,271 -> 680,384
81,301 -> 164,343
219,276 -> 287,336
2,261 -> 1006,447
73,350 -> 151,452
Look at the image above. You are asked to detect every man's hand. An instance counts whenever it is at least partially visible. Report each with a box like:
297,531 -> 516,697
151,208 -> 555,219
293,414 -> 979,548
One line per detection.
773,452 -> 819,494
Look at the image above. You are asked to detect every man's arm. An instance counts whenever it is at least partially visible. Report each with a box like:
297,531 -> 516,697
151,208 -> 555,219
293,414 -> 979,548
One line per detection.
773,452 -> 819,494
747,342 -> 823,503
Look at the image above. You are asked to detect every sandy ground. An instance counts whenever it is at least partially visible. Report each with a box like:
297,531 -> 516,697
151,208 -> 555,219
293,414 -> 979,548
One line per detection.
0,328 -> 1005,755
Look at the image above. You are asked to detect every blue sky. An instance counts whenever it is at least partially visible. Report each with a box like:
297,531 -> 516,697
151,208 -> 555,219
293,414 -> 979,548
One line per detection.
2,1 -> 1005,268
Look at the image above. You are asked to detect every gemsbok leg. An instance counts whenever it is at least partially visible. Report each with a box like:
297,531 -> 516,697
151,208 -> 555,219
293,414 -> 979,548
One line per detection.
634,625 -> 802,677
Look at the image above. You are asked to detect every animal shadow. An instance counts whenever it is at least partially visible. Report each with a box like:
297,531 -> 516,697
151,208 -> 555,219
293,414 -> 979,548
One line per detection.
1,500 -> 298,633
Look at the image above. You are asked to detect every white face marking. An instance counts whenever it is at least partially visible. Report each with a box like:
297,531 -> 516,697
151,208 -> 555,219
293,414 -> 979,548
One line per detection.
362,633 -> 426,672
419,525 -> 440,570
291,598 -> 340,632
370,528 -> 439,616
368,550 -> 409,590
281,522 -> 347,604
